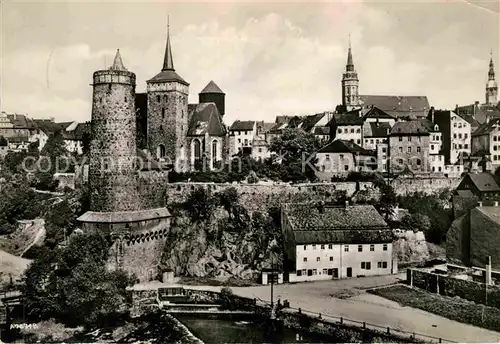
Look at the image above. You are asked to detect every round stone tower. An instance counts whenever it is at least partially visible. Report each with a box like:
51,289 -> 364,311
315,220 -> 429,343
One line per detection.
89,49 -> 140,212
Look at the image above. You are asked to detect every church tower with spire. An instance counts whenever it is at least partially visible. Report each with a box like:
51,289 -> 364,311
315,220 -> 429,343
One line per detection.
341,37 -> 360,110
486,52 -> 498,106
147,17 -> 189,168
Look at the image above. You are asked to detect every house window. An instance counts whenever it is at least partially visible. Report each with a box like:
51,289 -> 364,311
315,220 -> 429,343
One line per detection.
458,133 -> 462,139
162,108 -> 165,118
157,95 -> 160,102
344,165 -> 349,171
321,244 -> 325,249
296,270 -> 302,276
370,139 -> 374,144
377,262 -> 382,268
356,128 -> 361,133
398,159 -> 403,165
325,154 -> 330,160
370,244 -> 374,251
316,257 -> 320,262
323,268 -> 328,275
350,128 -> 354,133
494,146 -> 497,151
340,154 -> 344,159
328,244 -> 333,249
329,257 -> 333,261
383,262 -> 388,268
382,147 -> 387,153
454,133 -> 457,139
358,245 -> 363,252
416,159 -> 421,166
458,144 -> 462,149
313,269 -> 317,275
164,95 -> 168,102
244,139 -> 248,145
344,245 -> 349,252
407,136 -> 411,142
438,166 -> 442,172
302,269 -> 306,275
464,144 -> 468,149
303,257 -> 307,262
399,136 -> 402,142
312,244 -> 316,250
408,147 -> 411,153
366,262 -> 371,270
417,147 -> 421,153
430,145 -> 434,150
383,244 -> 388,251
399,147 -> 403,153
338,129 -> 342,134
303,245 -> 307,250
465,133 -> 468,139
258,148 -> 262,153
357,139 -> 361,144
453,123 -> 457,127
344,128 -> 348,133
361,262 -> 365,269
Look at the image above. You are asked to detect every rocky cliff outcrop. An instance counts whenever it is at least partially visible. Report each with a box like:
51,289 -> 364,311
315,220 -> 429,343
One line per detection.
392,229 -> 430,264
161,207 -> 282,280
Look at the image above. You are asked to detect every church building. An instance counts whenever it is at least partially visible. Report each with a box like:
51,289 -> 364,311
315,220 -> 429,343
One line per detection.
136,21 -> 229,172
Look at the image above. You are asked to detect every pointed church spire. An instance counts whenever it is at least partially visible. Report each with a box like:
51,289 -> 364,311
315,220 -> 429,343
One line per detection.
162,15 -> 175,71
110,49 -> 127,71
489,49 -> 495,81
346,34 -> 354,72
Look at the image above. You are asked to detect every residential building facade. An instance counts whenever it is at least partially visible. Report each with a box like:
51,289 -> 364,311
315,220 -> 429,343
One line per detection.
282,202 -> 395,282
388,121 -> 430,174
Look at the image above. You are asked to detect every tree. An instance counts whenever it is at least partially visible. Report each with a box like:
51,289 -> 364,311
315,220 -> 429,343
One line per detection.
269,128 -> 320,183
183,187 -> 216,223
401,213 -> 431,233
21,231 -> 135,329
34,131 -> 68,191
0,135 -> 7,146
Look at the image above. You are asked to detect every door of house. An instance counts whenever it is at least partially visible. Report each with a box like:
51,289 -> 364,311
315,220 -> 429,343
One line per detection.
346,267 -> 352,277
333,268 -> 339,278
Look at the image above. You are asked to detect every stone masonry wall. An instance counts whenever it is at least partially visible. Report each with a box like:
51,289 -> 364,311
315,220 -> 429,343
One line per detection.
410,269 -> 500,309
391,176 -> 461,195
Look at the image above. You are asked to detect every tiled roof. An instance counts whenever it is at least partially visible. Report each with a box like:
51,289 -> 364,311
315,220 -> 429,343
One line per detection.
200,80 -> 224,94
418,118 -> 440,132
364,122 -> 391,138
187,103 -> 226,136
77,207 -> 171,223
230,120 -> 255,131
256,121 -> 275,134
359,95 -> 430,118
362,106 -> 396,120
314,127 -> 330,135
62,122 -> 89,141
389,120 -> 430,136
300,113 -> 326,131
317,139 -> 375,155
466,172 -> 500,192
476,206 -> 500,225
147,70 -> 189,85
6,114 -> 37,129
283,203 -> 390,244
332,111 -> 363,126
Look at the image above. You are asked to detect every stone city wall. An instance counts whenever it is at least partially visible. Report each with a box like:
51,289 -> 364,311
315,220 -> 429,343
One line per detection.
409,269 -> 500,309
391,176 -> 461,195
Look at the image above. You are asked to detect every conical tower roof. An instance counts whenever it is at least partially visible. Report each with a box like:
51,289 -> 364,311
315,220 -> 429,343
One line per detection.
110,49 -> 127,71
200,80 -> 224,94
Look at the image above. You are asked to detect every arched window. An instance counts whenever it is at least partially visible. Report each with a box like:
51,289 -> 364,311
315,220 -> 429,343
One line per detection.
193,139 -> 201,160
164,95 -> 168,102
212,139 -> 218,161
157,144 -> 166,160
162,108 -> 165,118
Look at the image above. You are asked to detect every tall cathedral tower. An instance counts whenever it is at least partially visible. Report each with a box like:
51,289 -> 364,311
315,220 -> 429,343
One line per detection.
486,52 -> 498,106
341,37 -> 359,110
147,18 -> 189,167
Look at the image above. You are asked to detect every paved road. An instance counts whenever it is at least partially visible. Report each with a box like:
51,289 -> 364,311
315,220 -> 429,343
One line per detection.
164,274 -> 500,343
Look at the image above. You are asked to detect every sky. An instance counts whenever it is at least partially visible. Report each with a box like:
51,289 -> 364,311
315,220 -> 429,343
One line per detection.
1,0 -> 499,124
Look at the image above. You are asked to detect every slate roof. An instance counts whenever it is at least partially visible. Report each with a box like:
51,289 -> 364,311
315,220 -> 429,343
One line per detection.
362,106 -> 396,120
476,206 -> 500,225
148,70 -> 189,85
332,110 -> 363,126
466,172 -> 500,192
62,123 -> 88,141
419,118 -> 440,132
187,103 -> 226,136
200,80 -> 224,94
230,120 -> 255,131
317,139 -> 375,156
364,122 -> 391,137
283,203 -> 391,244
359,95 -> 430,118
389,121 -> 430,136
77,207 -> 171,223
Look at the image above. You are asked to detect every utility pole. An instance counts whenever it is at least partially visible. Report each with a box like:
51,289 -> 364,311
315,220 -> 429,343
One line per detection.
271,252 -> 274,307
